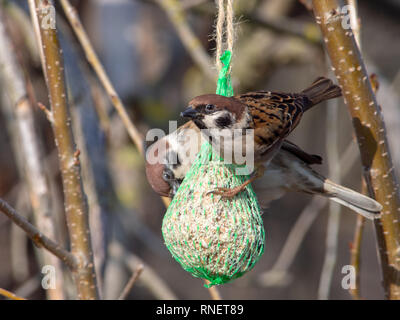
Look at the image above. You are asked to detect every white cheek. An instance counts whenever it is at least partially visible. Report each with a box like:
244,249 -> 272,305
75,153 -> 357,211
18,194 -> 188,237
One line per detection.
203,111 -> 233,129
202,114 -> 217,129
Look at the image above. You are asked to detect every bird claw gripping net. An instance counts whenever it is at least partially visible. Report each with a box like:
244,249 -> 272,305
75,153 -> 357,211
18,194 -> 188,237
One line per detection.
162,51 -> 265,287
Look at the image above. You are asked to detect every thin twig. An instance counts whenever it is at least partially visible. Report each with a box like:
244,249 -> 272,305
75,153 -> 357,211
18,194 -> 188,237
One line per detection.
0,288 -> 26,300
118,264 -> 144,300
28,0 -> 98,300
59,0 -> 144,155
313,0 -> 400,299
0,198 -> 78,270
318,96 -> 342,300
204,280 -> 222,300
37,102 -> 54,123
349,203 -> 365,300
110,242 -> 178,300
9,194 -> 30,282
14,275 -> 41,299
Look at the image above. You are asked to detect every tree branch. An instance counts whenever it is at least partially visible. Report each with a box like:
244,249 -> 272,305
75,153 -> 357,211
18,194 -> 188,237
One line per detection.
28,0 -> 98,300
312,0 -> 400,299
204,280 -> 222,300
0,288 -> 27,300
318,95 -> 342,300
110,242 -> 178,300
118,264 -> 144,300
350,208 -> 365,299
0,198 -> 78,270
0,8 -> 66,299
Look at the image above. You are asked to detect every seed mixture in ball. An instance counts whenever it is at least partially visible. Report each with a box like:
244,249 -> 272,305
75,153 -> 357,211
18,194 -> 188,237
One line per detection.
162,144 -> 265,286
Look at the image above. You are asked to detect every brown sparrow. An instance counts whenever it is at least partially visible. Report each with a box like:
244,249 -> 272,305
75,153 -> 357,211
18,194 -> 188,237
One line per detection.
180,77 -> 342,197
145,122 -> 382,220
181,76 -> 341,163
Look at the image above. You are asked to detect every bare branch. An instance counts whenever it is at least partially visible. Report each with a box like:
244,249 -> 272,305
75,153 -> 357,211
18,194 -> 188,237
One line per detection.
0,198 -> 78,270
0,288 -> 26,300
0,8 -> 68,298
118,264 -> 144,300
350,211 -> 365,299
312,0 -> 400,299
349,60 -> 377,302
204,280 -> 222,300
110,242 -> 178,300
37,102 -> 54,123
318,97 -> 342,300
28,0 -> 98,299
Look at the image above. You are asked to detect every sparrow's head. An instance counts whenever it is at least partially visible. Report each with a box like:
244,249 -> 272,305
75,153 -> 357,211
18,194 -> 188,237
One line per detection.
145,137 -> 185,198
181,94 -> 247,130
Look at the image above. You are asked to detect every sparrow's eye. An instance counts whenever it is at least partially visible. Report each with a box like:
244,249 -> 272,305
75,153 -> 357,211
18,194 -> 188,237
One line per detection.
162,170 -> 173,181
205,104 -> 216,113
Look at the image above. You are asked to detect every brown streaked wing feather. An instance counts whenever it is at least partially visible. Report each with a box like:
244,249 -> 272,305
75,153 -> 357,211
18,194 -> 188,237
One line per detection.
236,92 -> 307,154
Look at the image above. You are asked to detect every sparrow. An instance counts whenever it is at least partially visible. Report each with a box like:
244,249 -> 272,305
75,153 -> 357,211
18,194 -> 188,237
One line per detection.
145,121 -> 382,220
180,77 -> 342,197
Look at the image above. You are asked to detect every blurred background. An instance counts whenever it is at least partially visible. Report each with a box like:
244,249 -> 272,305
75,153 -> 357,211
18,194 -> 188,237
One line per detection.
0,0 -> 399,299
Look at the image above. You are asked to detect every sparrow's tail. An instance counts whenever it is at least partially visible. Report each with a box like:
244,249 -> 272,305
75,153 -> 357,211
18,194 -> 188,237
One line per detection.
301,77 -> 342,110
323,179 -> 382,220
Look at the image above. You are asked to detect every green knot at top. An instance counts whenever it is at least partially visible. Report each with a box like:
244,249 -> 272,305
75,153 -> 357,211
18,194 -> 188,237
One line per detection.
216,50 -> 234,97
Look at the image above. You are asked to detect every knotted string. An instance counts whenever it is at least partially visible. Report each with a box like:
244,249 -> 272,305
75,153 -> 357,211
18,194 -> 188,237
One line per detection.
215,0 -> 234,95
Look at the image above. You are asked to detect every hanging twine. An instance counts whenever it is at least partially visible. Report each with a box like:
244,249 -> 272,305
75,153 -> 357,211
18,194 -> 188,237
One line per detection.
226,0 -> 235,55
215,0 -> 234,80
215,0 -> 225,72
162,0 -> 264,287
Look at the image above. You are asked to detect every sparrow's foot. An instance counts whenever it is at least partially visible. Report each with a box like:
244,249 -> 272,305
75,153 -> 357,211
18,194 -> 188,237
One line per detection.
207,186 -> 247,199
207,165 -> 266,199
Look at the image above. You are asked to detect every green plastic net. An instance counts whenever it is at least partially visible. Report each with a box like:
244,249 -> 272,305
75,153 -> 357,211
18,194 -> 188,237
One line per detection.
162,50 -> 265,287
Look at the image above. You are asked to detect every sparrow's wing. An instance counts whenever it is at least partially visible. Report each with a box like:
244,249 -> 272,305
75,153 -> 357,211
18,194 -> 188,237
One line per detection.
281,140 -> 323,165
235,78 -> 341,156
236,92 -> 306,156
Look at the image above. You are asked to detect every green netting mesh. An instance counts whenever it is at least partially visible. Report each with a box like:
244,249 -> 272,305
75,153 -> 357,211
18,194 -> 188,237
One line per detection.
162,50 -> 265,287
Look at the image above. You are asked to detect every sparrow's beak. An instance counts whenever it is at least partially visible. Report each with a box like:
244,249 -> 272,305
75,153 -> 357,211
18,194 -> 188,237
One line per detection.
181,106 -> 199,119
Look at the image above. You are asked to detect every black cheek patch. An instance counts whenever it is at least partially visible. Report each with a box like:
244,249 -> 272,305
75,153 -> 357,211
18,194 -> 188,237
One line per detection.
194,119 -> 207,129
215,115 -> 232,128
